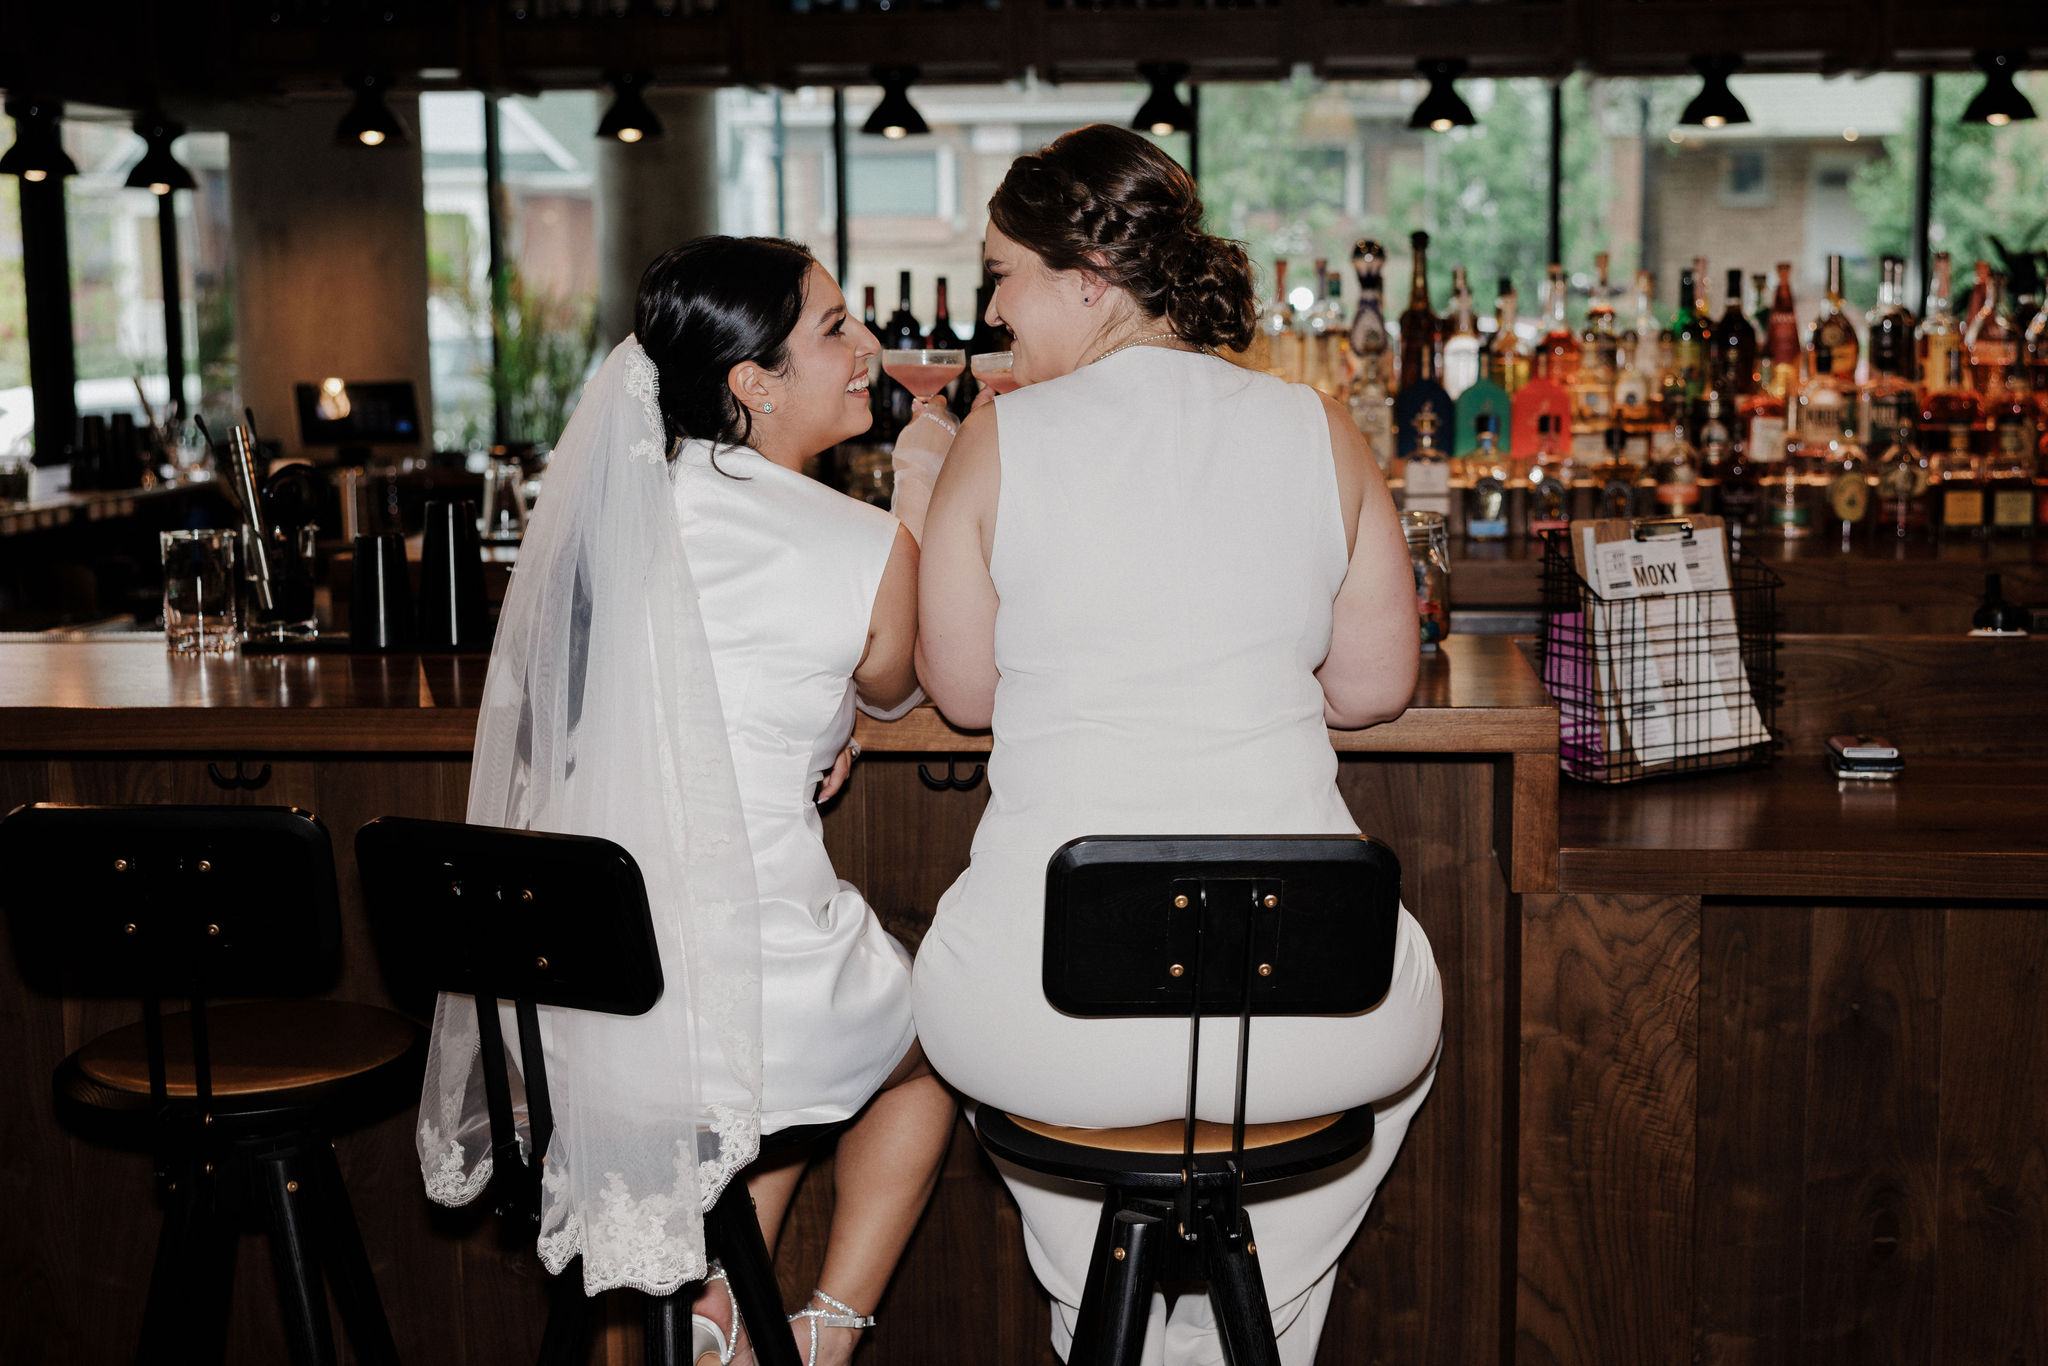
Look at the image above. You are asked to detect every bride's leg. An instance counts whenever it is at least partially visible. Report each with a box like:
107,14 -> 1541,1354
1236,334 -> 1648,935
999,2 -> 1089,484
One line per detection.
795,1040 -> 954,1366
690,1151 -> 809,1359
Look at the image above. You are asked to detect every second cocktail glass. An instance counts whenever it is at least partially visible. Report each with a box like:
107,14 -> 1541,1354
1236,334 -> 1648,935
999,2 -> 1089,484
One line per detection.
970,350 -> 1019,395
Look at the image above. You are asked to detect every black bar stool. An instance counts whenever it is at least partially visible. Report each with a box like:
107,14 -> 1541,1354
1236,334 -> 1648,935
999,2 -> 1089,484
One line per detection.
353,815 -> 810,1366
0,803 -> 422,1366
974,835 -> 1403,1366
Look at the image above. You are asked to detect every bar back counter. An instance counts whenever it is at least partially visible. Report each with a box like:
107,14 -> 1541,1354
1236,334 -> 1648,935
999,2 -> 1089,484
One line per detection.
2,629 -> 2043,1364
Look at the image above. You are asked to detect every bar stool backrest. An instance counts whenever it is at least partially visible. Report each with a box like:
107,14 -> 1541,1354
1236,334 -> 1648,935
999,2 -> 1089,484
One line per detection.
0,803 -> 341,999
353,815 -> 663,1230
1043,834 -> 1400,1020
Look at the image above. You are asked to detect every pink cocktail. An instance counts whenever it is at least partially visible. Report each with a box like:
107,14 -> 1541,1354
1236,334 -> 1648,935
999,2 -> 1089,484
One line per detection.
881,348 -> 966,400
971,350 -> 1019,395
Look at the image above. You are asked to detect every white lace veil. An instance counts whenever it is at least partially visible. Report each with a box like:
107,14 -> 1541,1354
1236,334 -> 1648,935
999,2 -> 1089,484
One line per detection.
416,337 -> 764,1296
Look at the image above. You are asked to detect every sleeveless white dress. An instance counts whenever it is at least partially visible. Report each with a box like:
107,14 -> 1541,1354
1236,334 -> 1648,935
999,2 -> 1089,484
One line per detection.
911,348 -> 1445,1365
671,438 -> 917,1131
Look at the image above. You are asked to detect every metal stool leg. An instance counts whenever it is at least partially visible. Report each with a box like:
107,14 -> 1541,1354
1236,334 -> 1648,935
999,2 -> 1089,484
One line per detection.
1095,1206 -> 1165,1366
258,1147 -> 339,1366
308,1142 -> 401,1366
645,1287 -> 689,1366
136,1161 -> 207,1366
1067,1191 -> 1126,1363
1200,1209 -> 1280,1366
705,1181 -> 802,1366
189,1173 -> 243,1365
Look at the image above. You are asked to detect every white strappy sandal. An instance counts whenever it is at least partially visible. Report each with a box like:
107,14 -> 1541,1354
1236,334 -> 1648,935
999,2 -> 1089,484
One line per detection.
691,1262 -> 742,1366
788,1289 -> 876,1366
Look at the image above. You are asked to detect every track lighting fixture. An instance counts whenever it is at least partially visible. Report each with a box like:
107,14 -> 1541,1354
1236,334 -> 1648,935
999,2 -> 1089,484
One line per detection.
1132,63 -> 1195,137
125,114 -> 195,195
1408,60 -> 1475,133
336,73 -> 408,148
598,71 -> 664,143
0,98 -> 79,182
1679,55 -> 1750,129
1962,51 -> 2036,127
862,67 -> 929,140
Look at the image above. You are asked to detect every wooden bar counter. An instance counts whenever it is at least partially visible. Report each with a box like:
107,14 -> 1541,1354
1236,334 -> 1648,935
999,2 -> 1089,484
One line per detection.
0,633 -> 1553,1366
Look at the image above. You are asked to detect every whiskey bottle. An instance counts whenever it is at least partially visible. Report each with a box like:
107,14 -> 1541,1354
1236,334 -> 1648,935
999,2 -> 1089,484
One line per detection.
1986,414 -> 2038,537
1528,414 -> 1573,535
1581,252 -> 1620,395
1710,390 -> 1762,531
1749,272 -> 1772,349
1595,423 -> 1639,518
1918,346 -> 1984,455
1257,259 -> 1303,383
1917,252 -> 1962,407
1964,269 -> 2022,399
1398,231 -> 1440,392
1697,388 -> 1734,517
1651,414 -> 1703,517
1821,430 -> 1873,547
1936,424 -> 1988,539
1301,259 -> 1347,399
1487,276 -> 1530,395
1764,262 -> 1802,400
1442,266 -> 1483,399
1809,253 -> 1861,386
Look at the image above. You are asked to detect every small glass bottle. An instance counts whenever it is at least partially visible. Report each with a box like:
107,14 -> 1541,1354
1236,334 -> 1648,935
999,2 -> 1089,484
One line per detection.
1487,276 -> 1529,395
1402,509 -> 1451,651
1465,416 -> 1509,542
1874,423 -> 1934,540
1651,414 -> 1703,517
1442,266 -> 1483,399
1809,253 -> 1862,385
1935,424 -> 1988,539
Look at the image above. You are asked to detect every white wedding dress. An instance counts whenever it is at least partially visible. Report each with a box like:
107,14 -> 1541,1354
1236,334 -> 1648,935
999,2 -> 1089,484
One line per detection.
671,437 -> 917,1129
911,347 -> 1445,1365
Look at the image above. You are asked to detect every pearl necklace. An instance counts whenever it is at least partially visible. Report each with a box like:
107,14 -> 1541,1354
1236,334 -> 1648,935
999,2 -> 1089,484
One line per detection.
1087,330 -> 1186,367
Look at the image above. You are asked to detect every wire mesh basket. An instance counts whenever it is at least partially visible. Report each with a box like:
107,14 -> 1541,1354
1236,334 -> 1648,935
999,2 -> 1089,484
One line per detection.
1536,526 -> 1782,784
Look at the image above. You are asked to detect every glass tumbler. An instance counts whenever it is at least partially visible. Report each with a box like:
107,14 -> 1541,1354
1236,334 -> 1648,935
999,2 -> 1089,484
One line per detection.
1401,509 -> 1450,651
481,453 -> 529,541
160,528 -> 240,654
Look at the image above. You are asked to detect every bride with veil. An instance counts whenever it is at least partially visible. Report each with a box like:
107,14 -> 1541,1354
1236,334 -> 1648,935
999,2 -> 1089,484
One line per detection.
416,235 -> 957,1366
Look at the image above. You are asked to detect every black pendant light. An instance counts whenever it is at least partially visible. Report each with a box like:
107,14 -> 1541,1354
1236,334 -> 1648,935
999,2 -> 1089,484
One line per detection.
598,71 -> 663,143
125,114 -> 195,195
862,67 -> 929,140
0,97 -> 80,182
1679,55 -> 1751,130
1408,60 -> 1476,133
336,73 -> 409,148
1962,51 -> 2037,127
1133,62 -> 1195,137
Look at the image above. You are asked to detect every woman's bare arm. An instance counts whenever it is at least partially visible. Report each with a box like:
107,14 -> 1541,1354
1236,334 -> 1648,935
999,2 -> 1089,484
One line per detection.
1316,394 -> 1420,728
915,405 -> 1002,728
854,523 -> 921,712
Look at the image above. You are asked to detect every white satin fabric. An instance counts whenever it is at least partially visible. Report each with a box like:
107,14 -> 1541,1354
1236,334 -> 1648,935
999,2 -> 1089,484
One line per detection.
911,347 -> 1444,1362
670,438 -> 917,1129
417,339 -> 765,1297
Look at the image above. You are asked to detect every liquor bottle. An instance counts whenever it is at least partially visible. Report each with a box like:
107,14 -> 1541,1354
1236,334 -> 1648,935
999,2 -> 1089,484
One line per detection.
1465,416 -> 1509,542
1964,269 -> 2021,398
1487,276 -> 1529,395
1258,259 -> 1304,383
1918,346 -> 1985,457
1535,263 -> 1583,389
1917,252 -> 1962,407
1394,371 -> 1456,462
2025,293 -> 2048,410
1708,268 -> 1759,400
1985,405 -> 2038,536
1693,256 -> 1712,318
1511,368 -> 1572,458
863,284 -> 879,333
1764,262 -> 1802,400
1667,267 -> 1707,419
1936,423 -> 1988,539
1582,252 -> 1620,392
1809,253 -> 1861,385
1708,390 -> 1761,531
1695,387 -> 1732,516
1527,415 -> 1573,535
1301,259 -> 1333,396
1650,413 -> 1702,517
1400,406 -> 1453,519
1821,428 -> 1872,546
1315,266 -> 1353,400
1874,421 -> 1934,540
1614,273 -> 1657,430
861,284 -> 893,441
960,279 -> 1008,413
1749,272 -> 1772,347
1398,231 -> 1440,392
1454,374 -> 1513,458
1795,339 -> 1855,458
1348,241 -> 1395,467
1442,267 -> 1482,399
1866,255 -> 1917,383
1594,424 -> 1639,518
882,271 -> 923,435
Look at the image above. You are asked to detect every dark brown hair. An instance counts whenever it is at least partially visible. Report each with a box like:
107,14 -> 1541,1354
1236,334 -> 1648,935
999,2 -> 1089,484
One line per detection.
635,235 -> 814,460
987,124 -> 1255,353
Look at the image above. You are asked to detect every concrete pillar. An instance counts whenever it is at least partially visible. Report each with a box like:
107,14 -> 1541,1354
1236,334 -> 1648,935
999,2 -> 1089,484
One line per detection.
597,90 -> 720,346
221,95 -> 434,460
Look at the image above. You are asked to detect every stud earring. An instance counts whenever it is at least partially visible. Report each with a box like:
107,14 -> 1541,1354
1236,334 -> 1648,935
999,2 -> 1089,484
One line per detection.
761,402 -> 774,414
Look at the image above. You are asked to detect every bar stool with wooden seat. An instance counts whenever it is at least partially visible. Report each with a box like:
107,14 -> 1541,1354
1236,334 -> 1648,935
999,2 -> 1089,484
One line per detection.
0,803 -> 424,1366
973,835 -> 1402,1366
354,814 -> 814,1366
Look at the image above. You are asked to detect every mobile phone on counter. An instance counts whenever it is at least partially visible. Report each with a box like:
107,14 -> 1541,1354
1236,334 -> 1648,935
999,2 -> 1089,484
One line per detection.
1826,734 -> 1903,780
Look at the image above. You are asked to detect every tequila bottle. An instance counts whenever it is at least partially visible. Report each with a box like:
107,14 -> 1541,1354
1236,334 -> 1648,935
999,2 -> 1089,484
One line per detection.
1348,241 -> 1395,467
1535,263 -> 1583,388
1487,276 -> 1530,395
1442,266 -> 1483,399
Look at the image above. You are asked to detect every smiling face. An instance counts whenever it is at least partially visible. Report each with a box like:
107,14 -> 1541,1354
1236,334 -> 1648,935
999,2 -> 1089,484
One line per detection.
983,223 -> 1114,386
735,263 -> 880,465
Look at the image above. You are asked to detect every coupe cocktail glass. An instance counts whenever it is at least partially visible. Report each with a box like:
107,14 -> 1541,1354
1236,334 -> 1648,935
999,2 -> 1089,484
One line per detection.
881,348 -> 967,401
970,350 -> 1019,395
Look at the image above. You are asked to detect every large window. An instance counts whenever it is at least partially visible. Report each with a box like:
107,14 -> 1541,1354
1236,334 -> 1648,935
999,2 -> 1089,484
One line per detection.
0,176 -> 27,456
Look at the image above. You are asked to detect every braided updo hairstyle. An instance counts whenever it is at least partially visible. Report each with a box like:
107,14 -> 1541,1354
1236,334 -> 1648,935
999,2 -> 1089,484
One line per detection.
987,124 -> 1256,353
635,235 -> 815,459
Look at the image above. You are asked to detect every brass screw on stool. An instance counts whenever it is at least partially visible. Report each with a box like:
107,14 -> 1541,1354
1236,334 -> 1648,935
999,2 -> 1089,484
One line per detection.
1112,1247 -> 1126,1261
1174,894 -> 1189,909
286,1180 -> 299,1193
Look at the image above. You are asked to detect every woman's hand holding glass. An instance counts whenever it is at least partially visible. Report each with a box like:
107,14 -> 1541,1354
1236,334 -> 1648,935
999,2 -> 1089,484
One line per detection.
889,396 -> 959,544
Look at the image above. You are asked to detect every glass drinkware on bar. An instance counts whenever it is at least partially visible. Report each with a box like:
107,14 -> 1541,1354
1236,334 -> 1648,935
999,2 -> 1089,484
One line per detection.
160,528 -> 240,654
970,350 -> 1019,396
480,451 -> 529,542
1400,509 -> 1450,651
880,348 -> 967,402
